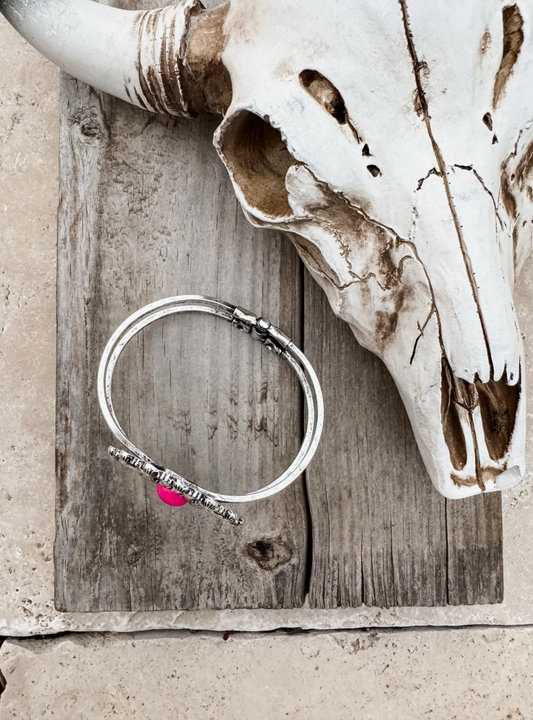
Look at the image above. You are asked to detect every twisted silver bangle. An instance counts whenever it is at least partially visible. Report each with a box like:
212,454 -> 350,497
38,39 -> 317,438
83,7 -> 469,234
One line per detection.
97,295 -> 324,526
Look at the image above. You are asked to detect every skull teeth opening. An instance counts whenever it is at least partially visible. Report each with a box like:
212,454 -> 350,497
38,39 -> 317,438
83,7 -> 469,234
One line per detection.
441,360 -> 468,472
441,358 -> 521,489
477,371 -> 521,460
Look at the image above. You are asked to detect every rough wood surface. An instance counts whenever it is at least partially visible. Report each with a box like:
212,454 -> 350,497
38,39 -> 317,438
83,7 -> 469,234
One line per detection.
303,277 -> 504,608
55,0 -> 504,612
55,70 -> 308,611
446,493 -> 503,606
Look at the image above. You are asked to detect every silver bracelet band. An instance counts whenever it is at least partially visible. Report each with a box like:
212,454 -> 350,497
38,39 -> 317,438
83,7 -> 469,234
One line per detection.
97,295 -> 324,526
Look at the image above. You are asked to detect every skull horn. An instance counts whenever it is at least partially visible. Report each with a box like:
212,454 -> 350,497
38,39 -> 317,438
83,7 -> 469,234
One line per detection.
0,0 -> 230,116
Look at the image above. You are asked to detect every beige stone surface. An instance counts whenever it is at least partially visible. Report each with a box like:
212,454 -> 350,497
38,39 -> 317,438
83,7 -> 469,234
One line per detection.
2,17 -> 533,636
1,629 -> 532,720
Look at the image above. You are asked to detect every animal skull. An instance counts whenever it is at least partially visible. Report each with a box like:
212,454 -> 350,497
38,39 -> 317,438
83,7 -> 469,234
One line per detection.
3,0 -> 533,498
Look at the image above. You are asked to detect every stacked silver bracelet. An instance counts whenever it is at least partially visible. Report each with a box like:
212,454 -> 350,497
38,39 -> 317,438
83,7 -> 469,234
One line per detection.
98,295 -> 324,526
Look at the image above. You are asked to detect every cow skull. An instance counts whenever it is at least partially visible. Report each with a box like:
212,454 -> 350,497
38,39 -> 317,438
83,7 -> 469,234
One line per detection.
2,0 -> 533,499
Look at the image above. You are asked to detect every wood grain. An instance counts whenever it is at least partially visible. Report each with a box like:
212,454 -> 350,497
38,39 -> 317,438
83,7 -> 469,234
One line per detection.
55,72 -> 308,611
303,274 -> 503,608
446,493 -> 503,605
55,0 -> 504,612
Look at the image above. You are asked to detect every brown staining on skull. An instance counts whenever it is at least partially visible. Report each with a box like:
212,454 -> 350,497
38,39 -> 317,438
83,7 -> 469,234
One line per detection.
299,69 -> 363,144
413,88 -> 425,118
298,179 -> 384,274
290,174 -> 417,350
415,61 -> 430,107
480,28 -> 492,55
501,172 -> 518,222
493,4 -> 524,108
451,474 -> 478,488
219,111 -> 295,217
451,470 -> 502,490
502,137 -> 533,266
288,233 -> 343,288
416,167 -> 440,190
134,7 -> 192,116
375,309 -> 399,343
372,279 -> 415,350
220,110 -> 422,353
186,2 -> 232,115
515,139 -> 533,191
410,59 -> 430,118
501,172 -> 520,269
133,2 -> 231,118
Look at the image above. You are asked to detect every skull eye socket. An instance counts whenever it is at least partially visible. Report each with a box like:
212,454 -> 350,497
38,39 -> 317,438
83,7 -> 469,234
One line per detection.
218,111 -> 294,218
299,69 -> 348,125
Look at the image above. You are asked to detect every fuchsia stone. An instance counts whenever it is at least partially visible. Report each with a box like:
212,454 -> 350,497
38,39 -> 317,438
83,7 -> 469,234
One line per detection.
157,485 -> 188,507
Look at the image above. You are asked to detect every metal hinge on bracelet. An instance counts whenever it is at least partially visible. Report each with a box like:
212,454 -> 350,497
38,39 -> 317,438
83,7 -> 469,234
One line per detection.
231,307 -> 291,355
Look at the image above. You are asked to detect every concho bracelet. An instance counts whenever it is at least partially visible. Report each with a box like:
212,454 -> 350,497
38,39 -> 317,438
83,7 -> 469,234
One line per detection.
97,295 -> 324,526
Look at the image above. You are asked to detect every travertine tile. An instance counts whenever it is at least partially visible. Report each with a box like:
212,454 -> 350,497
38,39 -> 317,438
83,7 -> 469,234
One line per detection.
1,629 -> 532,720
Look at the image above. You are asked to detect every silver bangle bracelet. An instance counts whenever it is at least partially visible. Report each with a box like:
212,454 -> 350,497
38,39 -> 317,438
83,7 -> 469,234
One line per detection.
97,295 -> 324,526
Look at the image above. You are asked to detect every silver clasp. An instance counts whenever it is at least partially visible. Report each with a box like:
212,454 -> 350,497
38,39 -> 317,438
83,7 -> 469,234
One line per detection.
232,307 -> 291,355
231,307 -> 256,334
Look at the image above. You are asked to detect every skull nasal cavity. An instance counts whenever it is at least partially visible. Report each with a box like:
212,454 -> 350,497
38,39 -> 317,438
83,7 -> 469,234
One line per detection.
219,112 -> 294,218
300,70 -> 348,125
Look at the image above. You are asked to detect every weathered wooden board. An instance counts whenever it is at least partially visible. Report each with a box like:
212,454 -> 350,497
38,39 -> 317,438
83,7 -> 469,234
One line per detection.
446,493 -> 503,606
55,0 -> 503,612
55,71 -> 308,612
303,276 -> 503,608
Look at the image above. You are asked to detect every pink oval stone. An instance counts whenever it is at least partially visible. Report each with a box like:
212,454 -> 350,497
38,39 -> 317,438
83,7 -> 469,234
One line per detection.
157,485 -> 188,507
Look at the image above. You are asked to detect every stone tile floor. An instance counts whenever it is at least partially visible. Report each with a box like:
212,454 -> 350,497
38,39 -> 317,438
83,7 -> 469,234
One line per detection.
1,629 -> 532,720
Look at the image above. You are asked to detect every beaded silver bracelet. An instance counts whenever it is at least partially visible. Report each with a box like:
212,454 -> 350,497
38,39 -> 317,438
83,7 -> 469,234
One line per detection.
97,295 -> 324,526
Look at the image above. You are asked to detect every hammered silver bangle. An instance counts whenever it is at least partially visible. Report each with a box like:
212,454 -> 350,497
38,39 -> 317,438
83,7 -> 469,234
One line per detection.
97,295 -> 324,526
